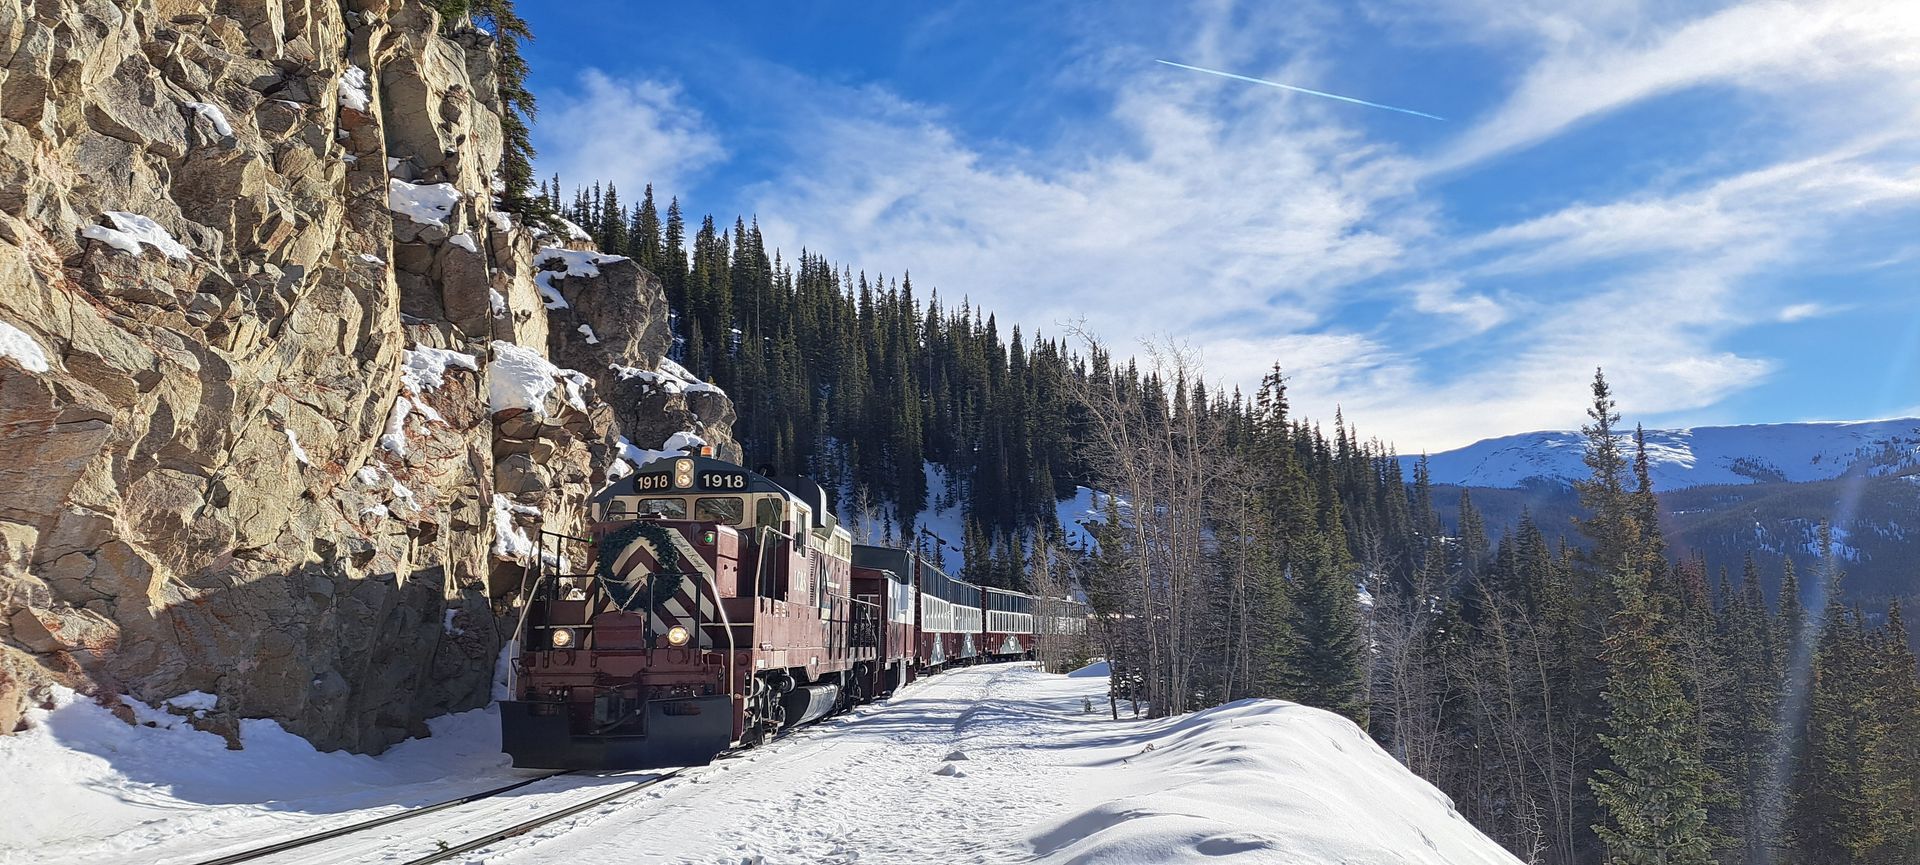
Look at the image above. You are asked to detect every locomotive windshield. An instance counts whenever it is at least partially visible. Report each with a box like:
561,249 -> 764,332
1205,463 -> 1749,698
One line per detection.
694,496 -> 745,524
634,497 -> 686,518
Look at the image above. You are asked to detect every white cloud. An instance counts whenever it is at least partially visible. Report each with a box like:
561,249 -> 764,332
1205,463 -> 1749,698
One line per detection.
534,69 -> 723,200
1431,0 -> 1920,172
1777,303 -> 1835,322
540,0 -> 1920,451
1406,279 -> 1508,336
746,66 -> 1423,372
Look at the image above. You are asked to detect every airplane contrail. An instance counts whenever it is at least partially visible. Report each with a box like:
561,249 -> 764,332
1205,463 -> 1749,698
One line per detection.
1155,59 -> 1445,121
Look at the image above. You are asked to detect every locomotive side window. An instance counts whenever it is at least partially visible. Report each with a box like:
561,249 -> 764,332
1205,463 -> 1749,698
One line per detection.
635,497 -> 687,518
694,496 -> 744,524
754,498 -> 783,532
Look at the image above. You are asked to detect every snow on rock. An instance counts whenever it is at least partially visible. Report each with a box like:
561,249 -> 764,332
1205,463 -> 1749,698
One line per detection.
181,101 -> 232,136
612,432 -> 704,478
532,246 -> 628,310
490,288 -> 508,316
487,341 -> 589,417
490,493 -> 538,563
386,178 -> 461,227
399,345 -> 479,396
378,396 -> 413,456
488,210 -> 515,231
162,692 -> 217,715
442,609 -> 463,636
558,217 -> 592,242
80,211 -> 190,260
283,428 -> 310,466
448,232 -> 478,253
0,321 -> 51,373
358,253 -> 385,265
0,686 -> 521,864
355,465 -> 382,486
610,357 -> 722,396
1410,418 -> 1920,491
577,324 -> 598,344
337,65 -> 370,112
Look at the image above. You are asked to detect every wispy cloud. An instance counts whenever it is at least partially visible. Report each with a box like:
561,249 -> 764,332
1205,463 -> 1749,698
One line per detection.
534,69 -> 724,198
534,0 -> 1920,449
1430,0 -> 1920,172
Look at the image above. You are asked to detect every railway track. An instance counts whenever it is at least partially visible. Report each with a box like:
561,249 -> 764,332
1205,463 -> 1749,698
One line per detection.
181,768 -> 685,865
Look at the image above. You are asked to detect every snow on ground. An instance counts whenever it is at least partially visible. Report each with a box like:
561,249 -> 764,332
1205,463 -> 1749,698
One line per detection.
0,320 -> 50,372
80,211 -> 190,260
3,665 -> 1517,865
1410,418 -> 1920,490
0,688 -> 528,865
494,664 -> 1519,865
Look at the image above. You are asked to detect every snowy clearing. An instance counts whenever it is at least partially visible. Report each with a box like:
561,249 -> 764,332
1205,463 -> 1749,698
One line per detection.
3,666 -> 1516,865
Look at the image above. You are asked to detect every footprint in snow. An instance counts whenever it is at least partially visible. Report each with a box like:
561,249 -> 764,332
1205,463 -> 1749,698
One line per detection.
932,762 -> 967,777
944,749 -> 969,761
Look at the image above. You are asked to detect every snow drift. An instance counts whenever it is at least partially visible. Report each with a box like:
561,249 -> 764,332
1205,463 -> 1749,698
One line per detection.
1028,698 -> 1518,864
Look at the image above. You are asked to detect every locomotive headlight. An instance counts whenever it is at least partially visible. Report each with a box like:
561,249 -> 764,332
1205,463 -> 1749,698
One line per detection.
666,625 -> 691,647
550,627 -> 575,649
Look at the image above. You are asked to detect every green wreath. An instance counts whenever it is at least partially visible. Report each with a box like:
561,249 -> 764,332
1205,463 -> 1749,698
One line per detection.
597,521 -> 689,611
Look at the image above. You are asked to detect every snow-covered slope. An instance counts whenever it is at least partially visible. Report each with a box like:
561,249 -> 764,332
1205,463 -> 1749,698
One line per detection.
502,663 -> 1517,864
6,666 -> 1519,864
0,688 -> 528,864
1408,418 -> 1920,490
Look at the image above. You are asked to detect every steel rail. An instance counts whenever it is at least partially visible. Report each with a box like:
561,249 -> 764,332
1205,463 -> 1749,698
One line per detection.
183,771 -> 573,865
399,769 -> 685,865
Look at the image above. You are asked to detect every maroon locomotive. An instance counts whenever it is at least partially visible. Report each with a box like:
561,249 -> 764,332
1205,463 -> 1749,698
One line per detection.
500,452 -> 1085,769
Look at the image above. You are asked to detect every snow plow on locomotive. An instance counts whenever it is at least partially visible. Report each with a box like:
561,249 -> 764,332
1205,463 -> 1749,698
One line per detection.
500,450 -> 1091,769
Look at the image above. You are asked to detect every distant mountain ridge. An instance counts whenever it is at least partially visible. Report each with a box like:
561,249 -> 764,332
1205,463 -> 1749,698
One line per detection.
1407,419 -> 1920,491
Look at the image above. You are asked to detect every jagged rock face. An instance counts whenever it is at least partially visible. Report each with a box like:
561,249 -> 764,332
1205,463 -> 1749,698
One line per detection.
0,0 -> 734,752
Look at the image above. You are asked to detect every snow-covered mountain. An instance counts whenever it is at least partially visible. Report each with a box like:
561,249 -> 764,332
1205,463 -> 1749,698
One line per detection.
1408,419 -> 1920,491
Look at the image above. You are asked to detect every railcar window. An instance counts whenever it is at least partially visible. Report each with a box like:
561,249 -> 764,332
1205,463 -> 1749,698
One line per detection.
635,497 -> 687,518
694,496 -> 744,524
754,498 -> 783,531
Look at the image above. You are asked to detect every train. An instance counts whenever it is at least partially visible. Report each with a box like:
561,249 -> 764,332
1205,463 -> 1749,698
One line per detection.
498,449 -> 1089,769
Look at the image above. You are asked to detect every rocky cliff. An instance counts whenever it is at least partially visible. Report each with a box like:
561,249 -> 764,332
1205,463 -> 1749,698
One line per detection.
0,0 -> 735,751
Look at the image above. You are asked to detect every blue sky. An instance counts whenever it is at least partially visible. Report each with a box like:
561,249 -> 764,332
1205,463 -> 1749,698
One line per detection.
518,0 -> 1920,452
